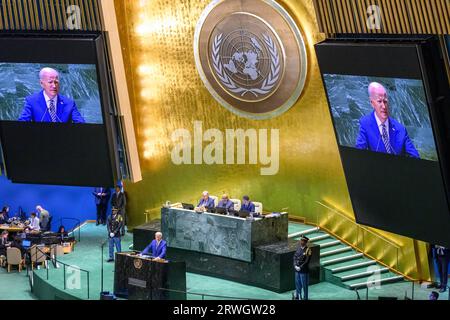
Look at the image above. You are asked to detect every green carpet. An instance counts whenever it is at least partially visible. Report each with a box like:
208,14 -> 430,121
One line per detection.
10,222 -> 444,300
0,267 -> 36,300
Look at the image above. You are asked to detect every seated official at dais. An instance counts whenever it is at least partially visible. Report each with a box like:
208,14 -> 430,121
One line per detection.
140,232 -> 167,260
241,195 -> 256,213
217,194 -> 234,211
196,191 -> 216,210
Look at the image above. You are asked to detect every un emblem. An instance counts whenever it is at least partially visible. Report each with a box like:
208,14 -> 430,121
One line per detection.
194,0 -> 307,120
133,258 -> 143,270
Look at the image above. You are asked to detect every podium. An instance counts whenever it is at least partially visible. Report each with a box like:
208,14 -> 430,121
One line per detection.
113,252 -> 186,300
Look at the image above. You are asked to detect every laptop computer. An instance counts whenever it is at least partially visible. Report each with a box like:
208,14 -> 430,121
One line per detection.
205,206 -> 216,213
238,210 -> 251,218
228,209 -> 239,217
182,203 -> 195,210
215,207 -> 227,215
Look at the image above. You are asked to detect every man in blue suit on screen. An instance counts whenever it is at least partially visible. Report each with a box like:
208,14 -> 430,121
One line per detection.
140,232 -> 167,260
355,82 -> 420,158
18,67 -> 85,123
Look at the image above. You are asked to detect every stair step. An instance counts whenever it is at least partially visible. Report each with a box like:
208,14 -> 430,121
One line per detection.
320,246 -> 353,257
309,234 -> 331,242
331,261 -> 377,273
288,227 -> 320,239
348,275 -> 404,290
340,267 -> 389,281
322,253 -> 364,266
319,240 -> 341,248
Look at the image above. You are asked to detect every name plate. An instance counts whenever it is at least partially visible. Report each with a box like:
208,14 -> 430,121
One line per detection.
128,278 -> 147,288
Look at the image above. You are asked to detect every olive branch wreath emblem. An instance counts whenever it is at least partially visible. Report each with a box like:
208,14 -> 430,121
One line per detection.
211,33 -> 281,98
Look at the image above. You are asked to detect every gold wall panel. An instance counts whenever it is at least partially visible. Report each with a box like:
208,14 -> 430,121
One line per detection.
0,0 -> 103,31
313,0 -> 450,35
114,0 -> 432,280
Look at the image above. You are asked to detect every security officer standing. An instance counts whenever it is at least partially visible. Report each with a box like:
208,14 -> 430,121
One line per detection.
293,235 -> 312,300
106,208 -> 123,262
434,244 -> 450,293
111,184 -> 127,236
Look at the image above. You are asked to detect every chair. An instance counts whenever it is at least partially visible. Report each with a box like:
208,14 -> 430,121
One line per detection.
254,202 -> 263,214
6,247 -> 24,273
230,199 -> 241,211
210,195 -> 219,207
30,245 -> 48,270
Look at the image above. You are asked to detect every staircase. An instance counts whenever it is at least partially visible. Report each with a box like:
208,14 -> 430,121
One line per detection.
289,223 -> 404,290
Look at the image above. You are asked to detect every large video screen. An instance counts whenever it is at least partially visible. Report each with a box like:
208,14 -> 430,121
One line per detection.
316,39 -> 450,247
0,34 -> 118,187
324,74 -> 438,161
0,63 -> 102,124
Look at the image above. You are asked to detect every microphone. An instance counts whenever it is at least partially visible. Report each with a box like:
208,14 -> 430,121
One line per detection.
40,108 -> 49,122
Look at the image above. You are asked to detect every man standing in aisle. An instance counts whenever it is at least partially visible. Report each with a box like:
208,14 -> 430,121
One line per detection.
106,208 -> 123,262
36,205 -> 51,232
434,245 -> 449,293
111,184 -> 127,236
293,235 -> 312,300
93,187 -> 111,225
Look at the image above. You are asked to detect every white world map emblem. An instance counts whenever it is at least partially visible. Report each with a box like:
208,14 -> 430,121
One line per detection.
212,31 -> 281,99
194,0 -> 308,119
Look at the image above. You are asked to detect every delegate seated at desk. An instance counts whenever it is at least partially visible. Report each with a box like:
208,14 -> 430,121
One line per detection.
0,212 -> 7,225
140,232 -> 167,259
197,191 -> 215,209
241,195 -> 255,213
29,213 -> 40,232
0,231 -> 10,256
217,194 -> 234,211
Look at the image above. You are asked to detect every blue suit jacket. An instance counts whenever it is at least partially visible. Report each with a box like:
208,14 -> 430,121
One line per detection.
241,202 -> 255,212
355,112 -> 420,158
197,197 -> 215,208
141,239 -> 167,259
94,187 -> 111,205
18,90 -> 86,123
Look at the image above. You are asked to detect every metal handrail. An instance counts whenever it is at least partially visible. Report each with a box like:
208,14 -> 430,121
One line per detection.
157,287 -> 257,300
59,217 -> 82,242
315,200 -> 401,272
29,245 -> 90,299
316,201 -> 400,249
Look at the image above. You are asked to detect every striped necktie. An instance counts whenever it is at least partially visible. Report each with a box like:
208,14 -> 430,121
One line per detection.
381,124 -> 392,154
49,99 -> 57,122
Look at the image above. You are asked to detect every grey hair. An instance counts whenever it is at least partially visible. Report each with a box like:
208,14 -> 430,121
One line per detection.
39,67 -> 59,80
368,82 -> 386,98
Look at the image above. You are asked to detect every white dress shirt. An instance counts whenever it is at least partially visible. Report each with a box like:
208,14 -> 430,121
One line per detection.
43,91 -> 58,114
29,217 -> 40,231
374,113 -> 390,139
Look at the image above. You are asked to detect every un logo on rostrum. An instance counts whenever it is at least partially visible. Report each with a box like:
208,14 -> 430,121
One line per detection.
195,0 -> 307,120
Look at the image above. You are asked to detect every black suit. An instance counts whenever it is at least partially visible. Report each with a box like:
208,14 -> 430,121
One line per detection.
434,245 -> 450,289
94,187 -> 111,225
111,191 -> 127,235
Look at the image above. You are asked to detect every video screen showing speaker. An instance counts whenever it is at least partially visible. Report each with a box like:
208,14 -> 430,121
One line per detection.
324,74 -> 437,161
0,34 -> 119,187
316,38 -> 450,246
0,63 -> 102,124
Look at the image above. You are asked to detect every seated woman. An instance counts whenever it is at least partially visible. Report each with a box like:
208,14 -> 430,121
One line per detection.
1,206 -> 10,220
0,212 -> 7,225
56,226 -> 69,242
